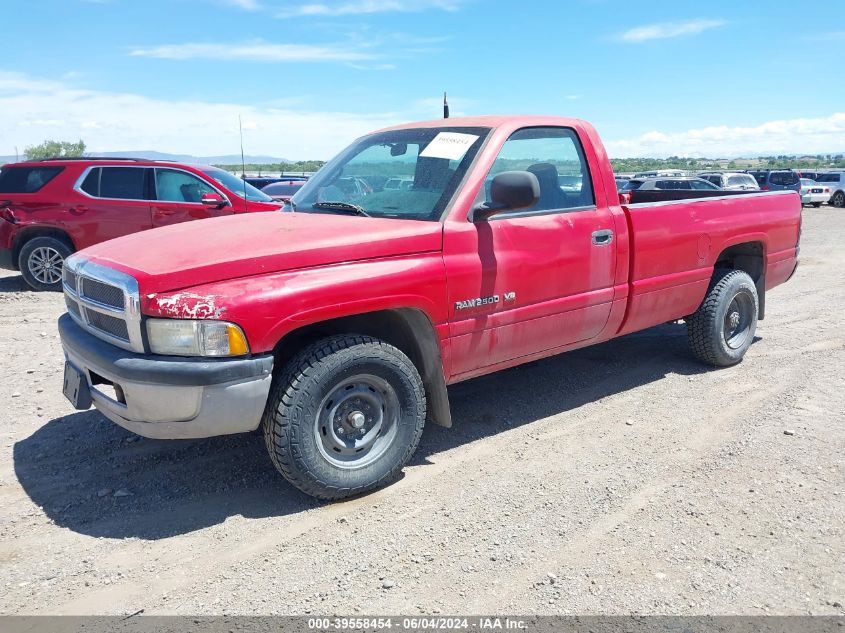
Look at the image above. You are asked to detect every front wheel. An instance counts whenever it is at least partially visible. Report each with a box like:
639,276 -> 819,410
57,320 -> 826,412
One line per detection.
262,335 -> 426,500
18,236 -> 72,291
812,202 -> 822,208
688,269 -> 759,367
831,191 -> 845,208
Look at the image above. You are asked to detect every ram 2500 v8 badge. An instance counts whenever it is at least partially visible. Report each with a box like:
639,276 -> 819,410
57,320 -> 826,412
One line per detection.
57,115 -> 801,500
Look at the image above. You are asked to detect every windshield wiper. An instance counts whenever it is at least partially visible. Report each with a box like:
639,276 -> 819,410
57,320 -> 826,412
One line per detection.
311,201 -> 371,217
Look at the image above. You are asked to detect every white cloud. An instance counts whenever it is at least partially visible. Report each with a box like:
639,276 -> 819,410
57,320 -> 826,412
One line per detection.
129,41 -> 375,62
0,71 -> 401,158
279,0 -> 461,18
221,0 -> 261,9
817,30 -> 845,40
619,19 -> 725,43
605,113 -> 845,157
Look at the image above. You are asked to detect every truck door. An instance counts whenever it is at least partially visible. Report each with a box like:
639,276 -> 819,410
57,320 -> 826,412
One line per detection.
151,168 -> 234,228
444,126 -> 617,379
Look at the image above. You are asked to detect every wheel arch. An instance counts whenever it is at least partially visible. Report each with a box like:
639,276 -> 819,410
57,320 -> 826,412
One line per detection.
12,226 -> 76,268
713,240 -> 766,319
271,307 -> 452,428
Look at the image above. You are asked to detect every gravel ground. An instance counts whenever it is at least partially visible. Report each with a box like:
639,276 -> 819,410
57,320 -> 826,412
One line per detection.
0,208 -> 842,616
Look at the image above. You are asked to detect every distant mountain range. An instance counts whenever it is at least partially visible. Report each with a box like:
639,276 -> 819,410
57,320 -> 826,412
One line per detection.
0,151 -> 292,165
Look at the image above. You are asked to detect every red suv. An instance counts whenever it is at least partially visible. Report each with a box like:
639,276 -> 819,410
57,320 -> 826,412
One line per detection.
0,158 -> 282,290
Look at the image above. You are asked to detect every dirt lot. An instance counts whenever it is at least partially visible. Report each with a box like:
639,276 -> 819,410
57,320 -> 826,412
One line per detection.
0,208 -> 842,616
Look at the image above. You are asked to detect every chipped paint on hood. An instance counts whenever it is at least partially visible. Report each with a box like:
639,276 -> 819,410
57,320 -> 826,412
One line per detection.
147,292 -> 227,320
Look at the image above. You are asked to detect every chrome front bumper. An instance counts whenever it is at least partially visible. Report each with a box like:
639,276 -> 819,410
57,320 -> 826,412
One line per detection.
59,314 -> 273,439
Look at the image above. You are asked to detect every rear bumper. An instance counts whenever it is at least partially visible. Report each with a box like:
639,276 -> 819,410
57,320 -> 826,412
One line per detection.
58,313 -> 274,439
801,193 -> 830,204
0,247 -> 13,270
0,218 -> 16,270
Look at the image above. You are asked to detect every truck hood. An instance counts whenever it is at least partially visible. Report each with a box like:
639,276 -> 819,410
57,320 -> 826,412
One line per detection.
82,211 -> 443,294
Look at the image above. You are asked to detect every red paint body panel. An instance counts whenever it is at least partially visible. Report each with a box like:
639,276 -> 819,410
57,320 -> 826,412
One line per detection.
143,253 -> 449,354
88,212 -> 444,294
0,159 -> 280,268
63,116 -> 802,388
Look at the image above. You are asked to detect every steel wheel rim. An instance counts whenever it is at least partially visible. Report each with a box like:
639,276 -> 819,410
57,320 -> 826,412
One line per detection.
315,374 -> 400,470
28,247 -> 64,285
723,290 -> 755,350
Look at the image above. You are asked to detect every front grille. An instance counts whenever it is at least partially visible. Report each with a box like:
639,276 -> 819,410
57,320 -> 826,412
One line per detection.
63,268 -> 78,293
84,308 -> 130,341
62,257 -> 141,352
65,296 -> 82,319
80,277 -> 125,309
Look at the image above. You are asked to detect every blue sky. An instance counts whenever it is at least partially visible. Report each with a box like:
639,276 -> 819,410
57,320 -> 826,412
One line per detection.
1,0 -> 844,158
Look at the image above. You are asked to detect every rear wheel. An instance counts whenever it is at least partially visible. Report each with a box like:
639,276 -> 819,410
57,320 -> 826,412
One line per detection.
18,236 -> 72,291
812,202 -> 822,208
262,335 -> 426,500
688,269 -> 758,367
831,191 -> 845,208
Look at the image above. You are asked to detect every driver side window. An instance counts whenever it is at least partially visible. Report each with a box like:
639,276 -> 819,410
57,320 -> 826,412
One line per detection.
155,169 -> 216,203
485,127 -> 595,213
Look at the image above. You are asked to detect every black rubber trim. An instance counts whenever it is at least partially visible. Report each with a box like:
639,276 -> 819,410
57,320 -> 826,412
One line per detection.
0,247 -> 14,270
58,313 -> 273,387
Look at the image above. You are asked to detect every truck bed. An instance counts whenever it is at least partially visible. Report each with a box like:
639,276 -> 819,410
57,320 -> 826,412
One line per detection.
617,189 -> 801,335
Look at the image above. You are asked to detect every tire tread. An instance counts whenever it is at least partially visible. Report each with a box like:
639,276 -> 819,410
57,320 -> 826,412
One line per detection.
688,269 -> 756,367
262,334 -> 425,500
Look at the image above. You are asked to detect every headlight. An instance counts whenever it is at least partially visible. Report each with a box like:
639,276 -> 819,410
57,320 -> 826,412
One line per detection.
146,319 -> 249,357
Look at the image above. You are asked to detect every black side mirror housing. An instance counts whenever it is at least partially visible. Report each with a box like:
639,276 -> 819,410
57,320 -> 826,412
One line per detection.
471,171 -> 540,221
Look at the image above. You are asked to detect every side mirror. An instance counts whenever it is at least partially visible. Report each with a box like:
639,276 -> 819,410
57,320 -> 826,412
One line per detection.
201,192 -> 227,208
471,171 -> 540,222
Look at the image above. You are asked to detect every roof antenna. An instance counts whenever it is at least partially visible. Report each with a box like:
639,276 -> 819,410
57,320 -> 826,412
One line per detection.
443,91 -> 449,119
239,115 -> 247,207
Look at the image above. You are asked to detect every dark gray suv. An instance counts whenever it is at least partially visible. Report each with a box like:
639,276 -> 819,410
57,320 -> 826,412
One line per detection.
745,170 -> 801,193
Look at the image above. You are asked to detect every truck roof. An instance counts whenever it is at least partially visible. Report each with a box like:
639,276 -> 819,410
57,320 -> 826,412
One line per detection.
376,115 -> 589,133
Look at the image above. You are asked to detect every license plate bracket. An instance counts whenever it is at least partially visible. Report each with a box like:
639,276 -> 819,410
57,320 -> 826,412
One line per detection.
63,362 -> 92,410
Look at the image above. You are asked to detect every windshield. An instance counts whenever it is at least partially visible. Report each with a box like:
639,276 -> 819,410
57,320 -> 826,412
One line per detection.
201,167 -> 274,202
290,126 -> 490,221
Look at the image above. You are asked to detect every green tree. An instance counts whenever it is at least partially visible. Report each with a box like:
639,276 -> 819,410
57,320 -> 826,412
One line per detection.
24,139 -> 86,160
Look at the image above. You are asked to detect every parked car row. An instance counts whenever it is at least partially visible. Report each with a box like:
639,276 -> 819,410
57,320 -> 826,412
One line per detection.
612,167 -> 845,208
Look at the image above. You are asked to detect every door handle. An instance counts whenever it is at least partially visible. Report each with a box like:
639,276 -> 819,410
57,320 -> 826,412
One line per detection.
154,209 -> 176,217
591,229 -> 613,245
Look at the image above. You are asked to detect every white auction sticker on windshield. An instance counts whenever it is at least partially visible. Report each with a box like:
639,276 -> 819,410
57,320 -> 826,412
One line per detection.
419,132 -> 479,160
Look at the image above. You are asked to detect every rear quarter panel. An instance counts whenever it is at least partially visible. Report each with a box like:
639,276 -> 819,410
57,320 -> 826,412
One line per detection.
618,190 -> 800,335
1,165 -> 89,251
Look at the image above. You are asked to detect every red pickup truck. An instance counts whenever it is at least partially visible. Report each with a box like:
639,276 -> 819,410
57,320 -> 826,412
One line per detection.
57,116 -> 801,500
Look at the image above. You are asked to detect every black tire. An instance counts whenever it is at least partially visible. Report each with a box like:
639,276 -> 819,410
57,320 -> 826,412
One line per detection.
812,202 -> 822,208
18,236 -> 73,291
688,269 -> 759,367
831,191 -> 845,208
262,335 -> 426,500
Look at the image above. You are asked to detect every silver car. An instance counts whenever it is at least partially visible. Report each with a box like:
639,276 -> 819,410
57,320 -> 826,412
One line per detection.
698,172 -> 760,191
815,172 -> 845,208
